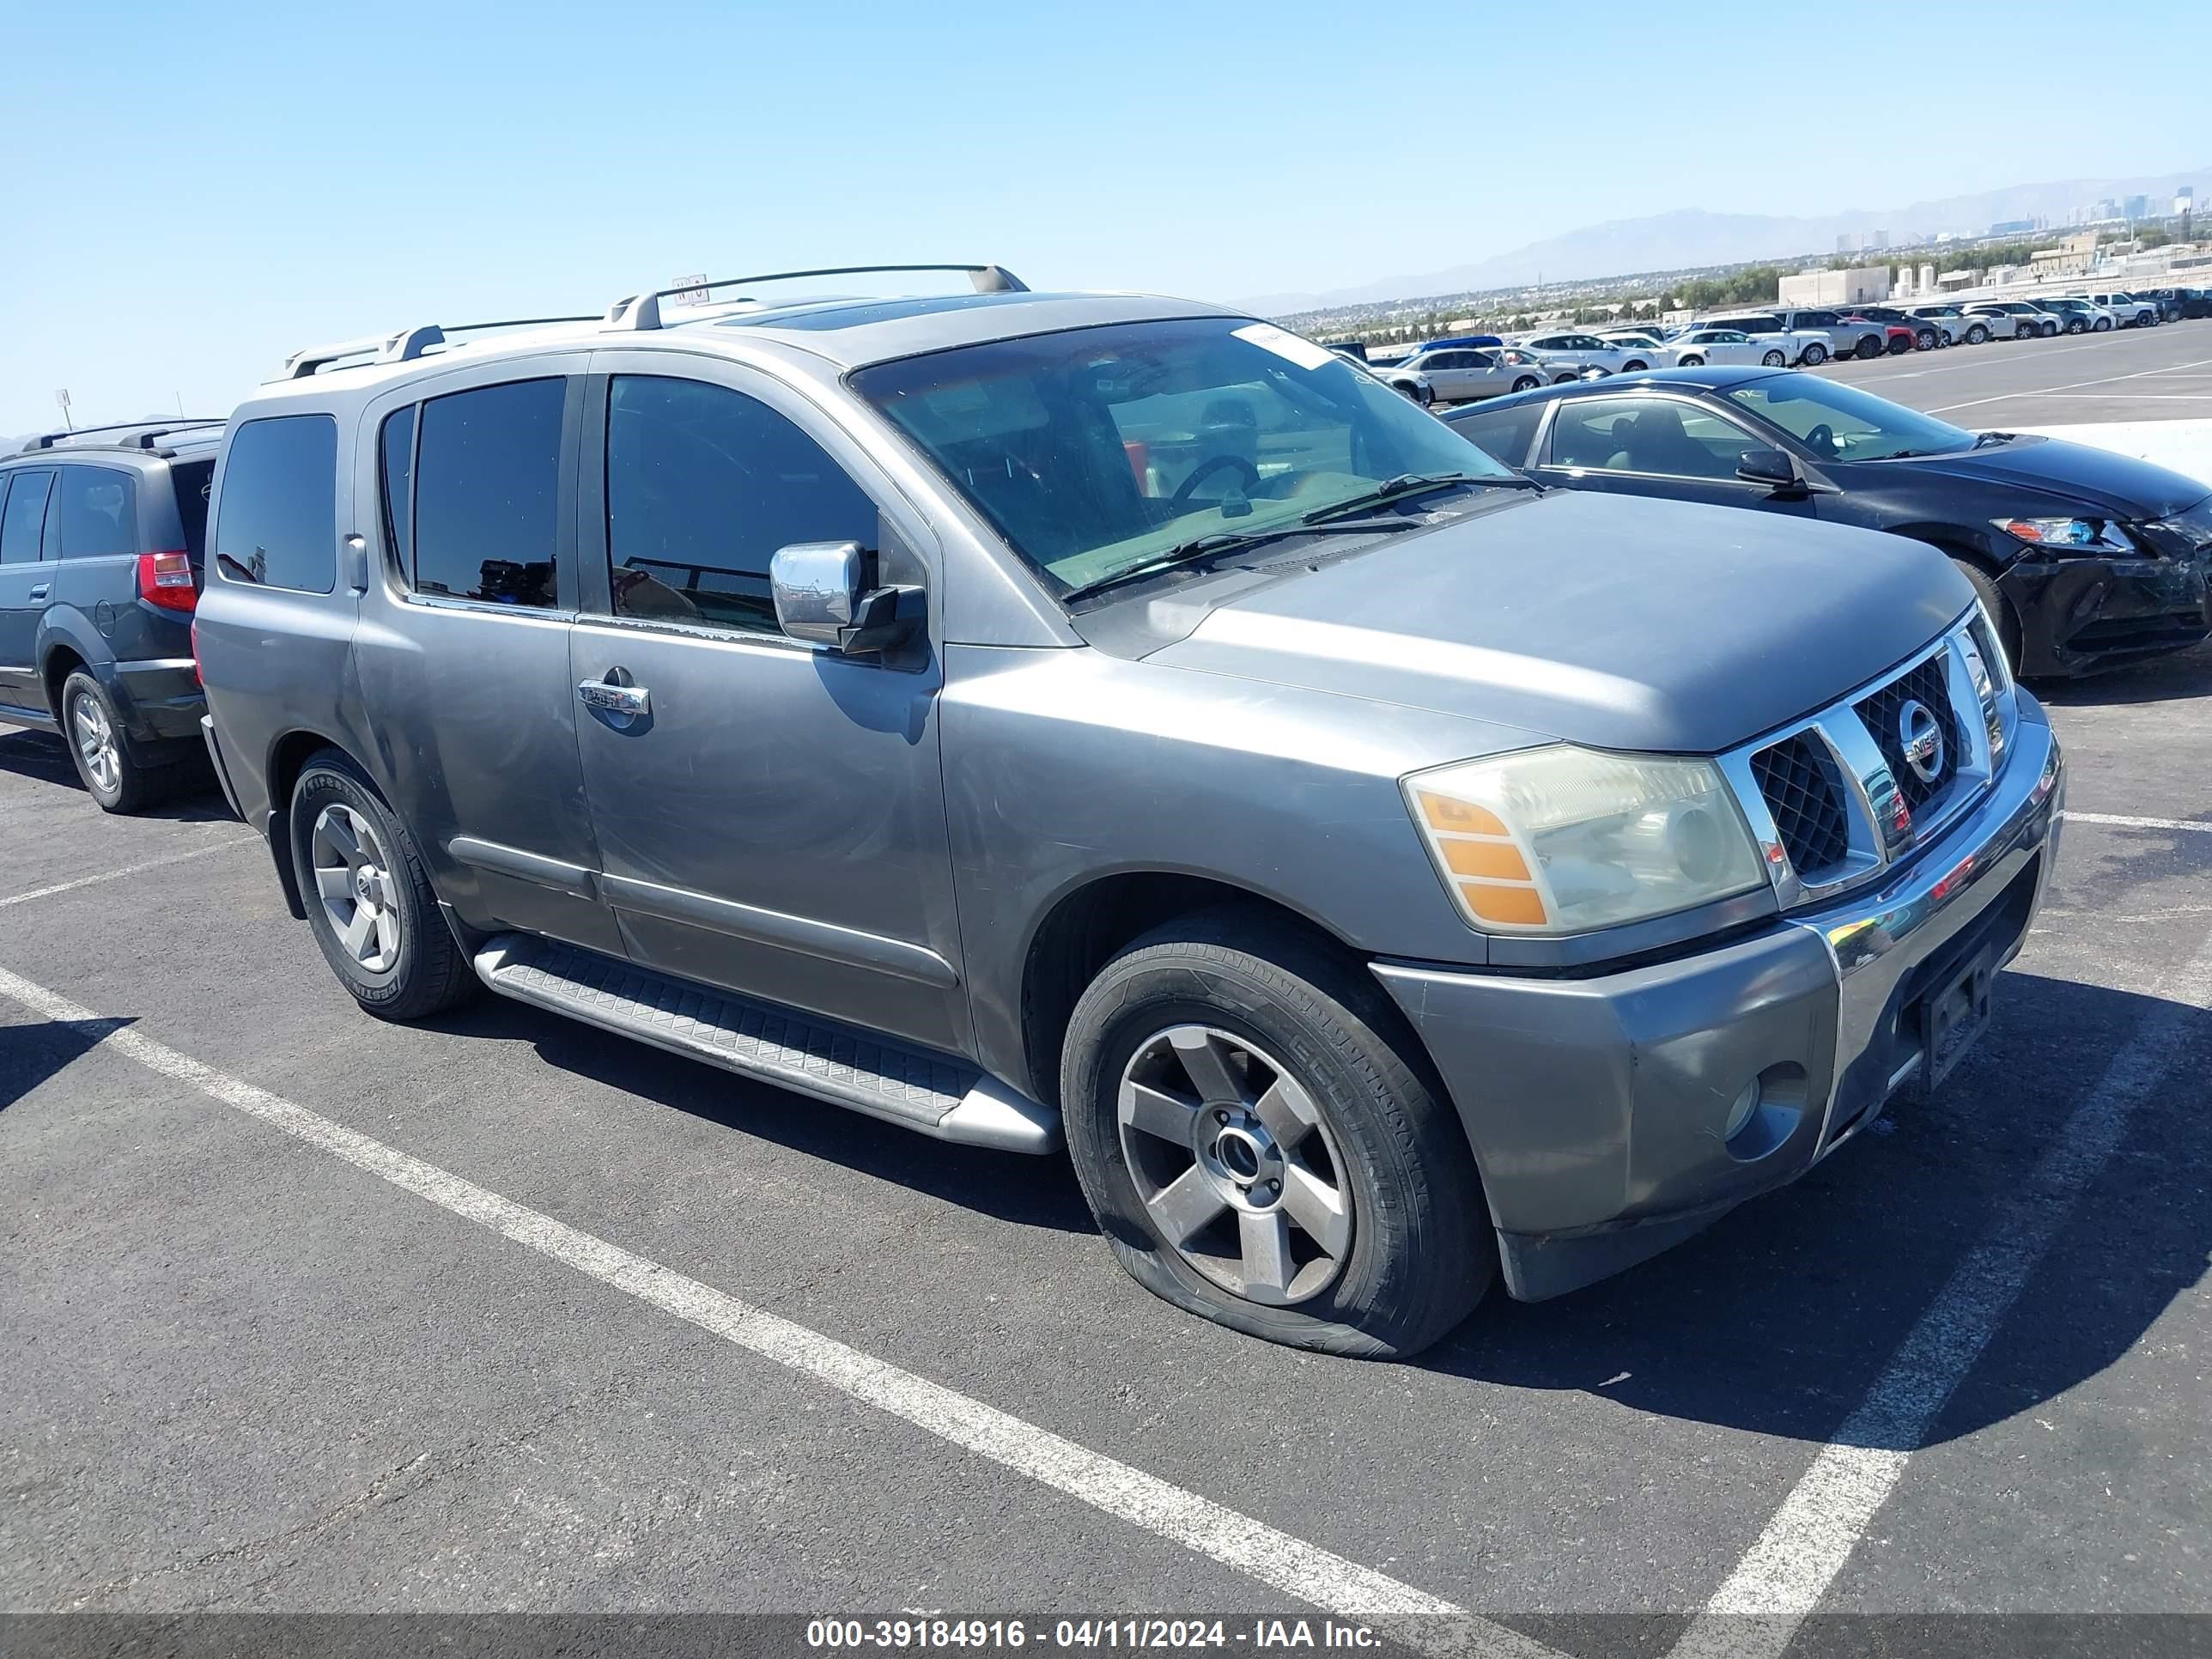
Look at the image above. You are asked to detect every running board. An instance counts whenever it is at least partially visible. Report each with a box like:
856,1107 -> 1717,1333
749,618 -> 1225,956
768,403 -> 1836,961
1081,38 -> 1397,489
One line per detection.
472,933 -> 1060,1155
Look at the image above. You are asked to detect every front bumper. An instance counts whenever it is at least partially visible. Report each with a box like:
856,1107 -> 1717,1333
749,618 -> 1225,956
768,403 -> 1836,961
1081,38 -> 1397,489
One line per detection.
2002,546 -> 2212,676
1373,699 -> 2063,1300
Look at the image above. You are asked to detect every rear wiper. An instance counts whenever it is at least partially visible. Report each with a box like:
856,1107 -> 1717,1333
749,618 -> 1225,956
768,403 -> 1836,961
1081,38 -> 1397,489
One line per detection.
1302,471 -> 1538,525
1059,518 -> 1416,603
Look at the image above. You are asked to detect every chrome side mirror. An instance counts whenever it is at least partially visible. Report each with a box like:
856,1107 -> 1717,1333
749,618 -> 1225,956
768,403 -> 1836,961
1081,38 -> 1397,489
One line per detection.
770,540 -> 863,647
770,540 -> 925,657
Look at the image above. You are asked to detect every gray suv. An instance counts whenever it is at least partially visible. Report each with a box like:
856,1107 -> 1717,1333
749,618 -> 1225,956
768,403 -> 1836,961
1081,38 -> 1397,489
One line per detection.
196,267 -> 2063,1357
0,421 -> 220,810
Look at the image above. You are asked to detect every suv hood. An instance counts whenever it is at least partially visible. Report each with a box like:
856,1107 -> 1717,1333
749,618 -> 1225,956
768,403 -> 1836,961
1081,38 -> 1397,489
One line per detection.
1888,434 -> 2210,520
1147,490 -> 1970,754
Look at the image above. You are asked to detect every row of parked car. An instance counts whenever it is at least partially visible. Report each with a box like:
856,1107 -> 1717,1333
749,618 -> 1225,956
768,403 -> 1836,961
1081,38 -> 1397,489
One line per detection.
1349,285 -> 2207,406
0,262 -> 2200,1358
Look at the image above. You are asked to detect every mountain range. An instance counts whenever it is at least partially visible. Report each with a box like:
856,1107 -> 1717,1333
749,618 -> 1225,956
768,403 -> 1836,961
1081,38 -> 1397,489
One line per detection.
1242,167 -> 2211,314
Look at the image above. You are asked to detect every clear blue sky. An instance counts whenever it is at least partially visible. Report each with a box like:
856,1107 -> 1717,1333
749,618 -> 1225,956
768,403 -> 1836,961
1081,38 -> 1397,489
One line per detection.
3,0 -> 2208,433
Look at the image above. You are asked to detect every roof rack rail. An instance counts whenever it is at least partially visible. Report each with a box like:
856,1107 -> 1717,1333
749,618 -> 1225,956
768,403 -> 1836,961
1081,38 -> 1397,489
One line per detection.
21,417 -> 227,453
276,313 -> 603,380
603,264 -> 1026,333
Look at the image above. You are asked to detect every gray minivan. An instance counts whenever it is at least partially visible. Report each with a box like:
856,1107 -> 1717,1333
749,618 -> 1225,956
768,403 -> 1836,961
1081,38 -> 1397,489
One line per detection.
195,269 -> 2063,1356
0,422 -> 219,810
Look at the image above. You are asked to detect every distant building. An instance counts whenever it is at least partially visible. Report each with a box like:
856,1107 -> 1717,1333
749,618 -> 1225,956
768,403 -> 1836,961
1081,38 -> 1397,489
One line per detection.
1778,266 -> 1893,307
2030,231 -> 2101,278
1989,218 -> 2036,236
1834,234 -> 1857,254
2123,194 -> 2149,220
2179,186 -> 2197,216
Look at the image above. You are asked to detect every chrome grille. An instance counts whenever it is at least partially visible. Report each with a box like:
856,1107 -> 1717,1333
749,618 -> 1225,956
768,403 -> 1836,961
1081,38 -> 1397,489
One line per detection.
1853,655 -> 1961,812
1749,734 -> 1850,875
1719,617 -> 2014,911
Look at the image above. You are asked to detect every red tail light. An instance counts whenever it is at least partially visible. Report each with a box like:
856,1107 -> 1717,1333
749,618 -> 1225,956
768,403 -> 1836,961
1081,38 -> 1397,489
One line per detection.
138,550 -> 198,612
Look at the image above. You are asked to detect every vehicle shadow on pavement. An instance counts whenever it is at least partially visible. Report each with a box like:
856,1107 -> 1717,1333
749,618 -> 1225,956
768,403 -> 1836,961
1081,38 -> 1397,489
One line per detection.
2030,637 -> 2211,707
0,731 -> 234,823
0,1015 -> 133,1113
425,995 -> 1098,1237
1420,969 -> 2212,1449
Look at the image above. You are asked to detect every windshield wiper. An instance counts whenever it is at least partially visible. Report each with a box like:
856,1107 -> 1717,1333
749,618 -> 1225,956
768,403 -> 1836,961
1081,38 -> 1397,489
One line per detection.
1059,518 -> 1417,603
1301,471 -> 1537,524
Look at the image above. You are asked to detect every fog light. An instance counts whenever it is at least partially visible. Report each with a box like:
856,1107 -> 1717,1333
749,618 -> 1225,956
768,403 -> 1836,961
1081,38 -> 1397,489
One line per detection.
1723,1079 -> 1761,1141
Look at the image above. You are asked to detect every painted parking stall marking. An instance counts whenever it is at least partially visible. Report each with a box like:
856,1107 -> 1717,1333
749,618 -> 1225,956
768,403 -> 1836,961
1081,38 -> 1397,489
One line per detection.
1667,923 -> 2212,1659
0,961 -> 1565,1659
0,835 -> 256,908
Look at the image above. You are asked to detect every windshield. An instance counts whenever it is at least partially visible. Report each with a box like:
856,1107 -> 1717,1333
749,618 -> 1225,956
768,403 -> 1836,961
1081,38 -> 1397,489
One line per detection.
1723,374 -> 1976,462
852,318 -> 1515,595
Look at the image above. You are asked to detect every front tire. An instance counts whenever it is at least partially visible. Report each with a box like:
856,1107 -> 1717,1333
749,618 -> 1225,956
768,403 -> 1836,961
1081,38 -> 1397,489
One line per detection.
1966,324 -> 1990,344
1856,336 -> 1883,360
1801,343 -> 1829,366
59,670 -> 169,814
1916,327 -> 1939,351
1679,355 -> 1705,367
1060,912 -> 1493,1358
1949,558 -> 2024,675
289,750 -> 477,1022
2065,319 -> 2086,334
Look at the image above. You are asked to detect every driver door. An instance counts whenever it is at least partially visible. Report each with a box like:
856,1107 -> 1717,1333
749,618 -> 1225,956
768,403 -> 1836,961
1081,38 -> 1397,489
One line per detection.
568,356 -> 969,1054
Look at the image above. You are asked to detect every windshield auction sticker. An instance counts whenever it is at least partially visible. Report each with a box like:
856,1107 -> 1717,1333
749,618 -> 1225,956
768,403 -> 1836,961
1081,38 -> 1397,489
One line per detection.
1231,323 -> 1340,372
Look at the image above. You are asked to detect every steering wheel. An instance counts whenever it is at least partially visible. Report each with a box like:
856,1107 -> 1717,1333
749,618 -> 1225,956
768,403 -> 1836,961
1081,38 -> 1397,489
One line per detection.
1803,422 -> 1838,458
1170,453 -> 1263,506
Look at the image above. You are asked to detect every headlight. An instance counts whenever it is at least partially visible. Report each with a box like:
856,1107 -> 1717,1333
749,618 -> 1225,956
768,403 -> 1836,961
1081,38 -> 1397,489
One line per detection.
1990,515 -> 2139,554
1404,746 -> 1766,935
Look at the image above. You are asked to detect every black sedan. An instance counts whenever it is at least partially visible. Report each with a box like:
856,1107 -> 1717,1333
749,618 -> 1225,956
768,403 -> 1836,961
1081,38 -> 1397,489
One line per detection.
1443,367 -> 2212,676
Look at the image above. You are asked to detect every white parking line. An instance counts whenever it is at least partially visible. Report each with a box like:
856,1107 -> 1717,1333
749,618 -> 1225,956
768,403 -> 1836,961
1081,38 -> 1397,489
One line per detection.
0,836 -> 256,908
1826,338 -> 2106,384
1667,927 -> 2212,1659
1928,356 -> 2212,415
2064,811 -> 2212,834
0,962 -> 1560,1659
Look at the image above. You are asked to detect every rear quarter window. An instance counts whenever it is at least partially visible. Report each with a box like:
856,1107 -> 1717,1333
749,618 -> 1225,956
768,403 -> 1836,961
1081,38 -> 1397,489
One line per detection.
1447,403 -> 1542,468
214,416 -> 339,593
56,467 -> 138,559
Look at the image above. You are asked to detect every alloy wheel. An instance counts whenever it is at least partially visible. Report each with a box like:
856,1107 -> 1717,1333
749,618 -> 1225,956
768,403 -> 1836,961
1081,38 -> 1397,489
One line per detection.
1116,1024 -> 1353,1307
311,803 -> 403,974
70,693 -> 120,796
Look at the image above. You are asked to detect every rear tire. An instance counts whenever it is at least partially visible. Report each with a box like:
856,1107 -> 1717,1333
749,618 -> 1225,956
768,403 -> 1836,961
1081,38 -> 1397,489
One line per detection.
1948,558 -> 2024,675
1060,910 -> 1494,1358
1511,375 -> 1540,392
59,670 -> 171,815
1761,349 -> 1786,367
1622,360 -> 1648,373
289,750 -> 477,1022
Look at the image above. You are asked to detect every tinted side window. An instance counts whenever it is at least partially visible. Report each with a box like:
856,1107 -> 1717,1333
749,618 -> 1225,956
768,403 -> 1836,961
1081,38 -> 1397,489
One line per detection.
604,375 -> 878,634
214,416 -> 339,593
0,471 -> 52,565
414,379 -> 564,607
168,459 -> 213,562
1547,396 -> 1748,479
380,405 -> 415,577
1448,403 -> 1542,468
57,467 -> 137,559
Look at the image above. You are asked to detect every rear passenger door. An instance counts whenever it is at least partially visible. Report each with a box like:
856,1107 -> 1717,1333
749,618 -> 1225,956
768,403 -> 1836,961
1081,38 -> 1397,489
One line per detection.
568,357 -> 968,1055
356,359 -> 626,958
0,469 -> 56,712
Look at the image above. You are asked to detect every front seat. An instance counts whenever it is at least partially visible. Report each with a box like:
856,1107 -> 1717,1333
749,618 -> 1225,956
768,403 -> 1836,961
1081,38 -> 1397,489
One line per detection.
1625,404 -> 1715,476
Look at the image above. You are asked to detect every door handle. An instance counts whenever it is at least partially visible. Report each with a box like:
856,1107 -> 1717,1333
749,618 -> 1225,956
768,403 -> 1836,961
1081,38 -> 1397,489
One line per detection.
577,678 -> 650,719
28,584 -> 48,600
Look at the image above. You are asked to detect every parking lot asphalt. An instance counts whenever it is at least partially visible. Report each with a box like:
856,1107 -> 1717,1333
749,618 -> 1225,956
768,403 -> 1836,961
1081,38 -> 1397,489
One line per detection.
3,356 -> 2209,1650
1808,318 -> 2212,428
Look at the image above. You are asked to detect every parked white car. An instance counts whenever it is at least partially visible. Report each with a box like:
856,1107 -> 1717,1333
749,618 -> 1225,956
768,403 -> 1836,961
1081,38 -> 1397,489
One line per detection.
1395,345 -> 1590,403
1961,301 -> 2059,339
2076,290 -> 2160,327
1905,304 -> 1995,346
1331,349 -> 1436,405
1696,312 -> 1839,366
1598,330 -> 1677,355
1652,327 -> 1790,368
1514,331 -> 1657,374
